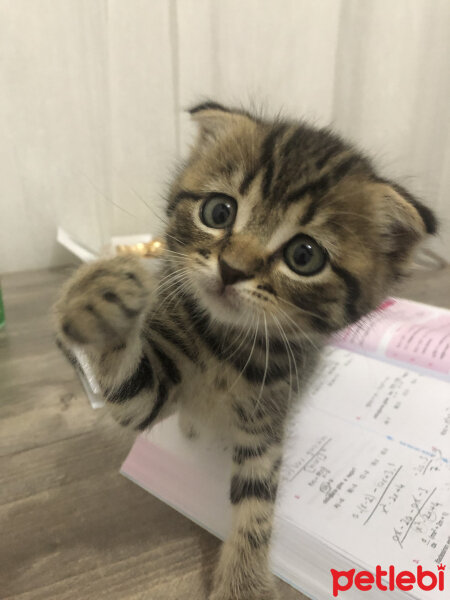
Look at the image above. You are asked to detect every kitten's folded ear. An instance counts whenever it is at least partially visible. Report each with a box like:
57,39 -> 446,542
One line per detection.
371,179 -> 437,260
188,100 -> 255,143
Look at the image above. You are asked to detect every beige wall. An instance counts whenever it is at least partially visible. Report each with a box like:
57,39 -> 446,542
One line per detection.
1,0 -> 449,273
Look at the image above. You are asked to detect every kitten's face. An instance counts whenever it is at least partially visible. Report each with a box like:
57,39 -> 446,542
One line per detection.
165,103 -> 435,336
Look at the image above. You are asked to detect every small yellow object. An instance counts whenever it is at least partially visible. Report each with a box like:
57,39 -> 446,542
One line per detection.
115,238 -> 165,258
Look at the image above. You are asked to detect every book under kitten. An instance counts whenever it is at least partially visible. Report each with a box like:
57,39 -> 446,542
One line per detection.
54,101 -> 437,600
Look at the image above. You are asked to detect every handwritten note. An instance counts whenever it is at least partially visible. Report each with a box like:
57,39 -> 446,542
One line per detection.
307,348 -> 450,454
280,407 -> 450,587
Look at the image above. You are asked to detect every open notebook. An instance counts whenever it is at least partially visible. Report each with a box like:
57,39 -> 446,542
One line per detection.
120,298 -> 450,599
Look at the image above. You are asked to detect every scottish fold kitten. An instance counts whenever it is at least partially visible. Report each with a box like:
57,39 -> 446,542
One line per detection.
55,102 -> 436,600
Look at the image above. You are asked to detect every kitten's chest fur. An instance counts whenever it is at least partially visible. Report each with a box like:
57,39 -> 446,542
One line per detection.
176,361 -> 244,432
148,295 -> 321,434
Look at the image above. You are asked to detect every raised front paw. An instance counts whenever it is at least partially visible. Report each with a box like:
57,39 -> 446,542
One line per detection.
54,256 -> 152,350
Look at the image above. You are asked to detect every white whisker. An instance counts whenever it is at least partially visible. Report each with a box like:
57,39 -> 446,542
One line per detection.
229,314 -> 260,391
252,311 -> 269,417
276,303 -> 321,353
273,314 -> 297,400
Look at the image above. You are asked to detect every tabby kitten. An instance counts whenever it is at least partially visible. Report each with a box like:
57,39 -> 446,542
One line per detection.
55,102 -> 436,600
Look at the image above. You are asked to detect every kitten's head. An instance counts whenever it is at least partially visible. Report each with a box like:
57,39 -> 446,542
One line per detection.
164,101 -> 436,336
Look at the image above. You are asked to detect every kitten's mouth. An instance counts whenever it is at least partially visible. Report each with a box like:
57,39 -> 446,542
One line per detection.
205,283 -> 241,310
195,276 -> 244,317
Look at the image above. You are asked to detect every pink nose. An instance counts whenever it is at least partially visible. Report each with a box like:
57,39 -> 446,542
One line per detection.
219,258 -> 253,286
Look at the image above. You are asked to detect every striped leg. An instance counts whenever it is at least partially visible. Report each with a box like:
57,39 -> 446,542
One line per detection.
54,256 -> 179,429
211,407 -> 284,600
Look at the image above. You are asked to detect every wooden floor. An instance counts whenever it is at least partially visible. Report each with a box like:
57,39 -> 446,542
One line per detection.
1,261 -> 449,600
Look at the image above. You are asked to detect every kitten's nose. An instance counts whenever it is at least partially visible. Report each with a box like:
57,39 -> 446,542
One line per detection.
219,258 -> 252,287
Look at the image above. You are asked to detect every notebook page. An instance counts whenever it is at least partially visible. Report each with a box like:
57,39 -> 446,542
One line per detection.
332,298 -> 450,380
279,408 -> 450,600
279,351 -> 449,597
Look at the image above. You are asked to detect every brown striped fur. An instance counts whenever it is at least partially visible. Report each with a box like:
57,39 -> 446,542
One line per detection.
54,102 -> 436,600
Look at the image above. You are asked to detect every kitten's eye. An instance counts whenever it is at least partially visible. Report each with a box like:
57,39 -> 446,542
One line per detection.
284,234 -> 327,276
200,195 -> 237,229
